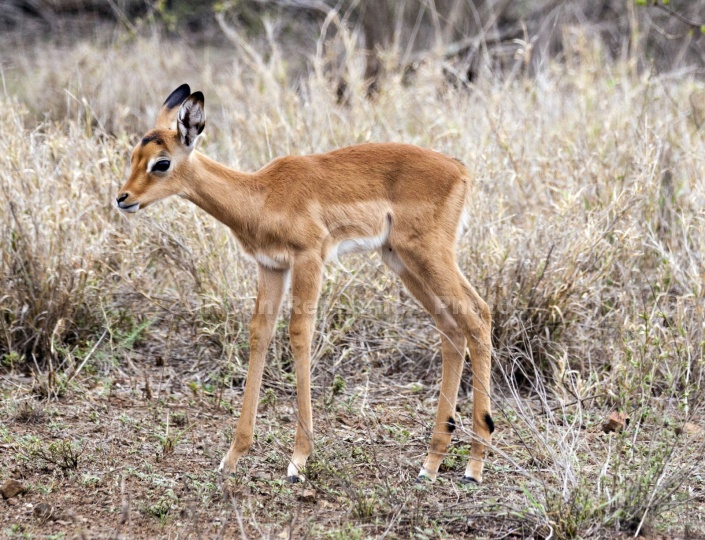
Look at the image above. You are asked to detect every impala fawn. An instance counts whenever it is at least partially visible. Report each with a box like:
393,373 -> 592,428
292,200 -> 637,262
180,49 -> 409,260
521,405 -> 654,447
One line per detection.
116,84 -> 494,484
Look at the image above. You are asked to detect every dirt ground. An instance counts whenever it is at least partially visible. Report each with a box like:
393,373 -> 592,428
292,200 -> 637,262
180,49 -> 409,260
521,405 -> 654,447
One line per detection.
2,348 -> 703,539
0,351 -> 530,539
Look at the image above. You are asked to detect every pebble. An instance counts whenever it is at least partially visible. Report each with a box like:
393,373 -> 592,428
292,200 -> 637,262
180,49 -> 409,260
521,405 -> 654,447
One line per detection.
33,503 -> 55,521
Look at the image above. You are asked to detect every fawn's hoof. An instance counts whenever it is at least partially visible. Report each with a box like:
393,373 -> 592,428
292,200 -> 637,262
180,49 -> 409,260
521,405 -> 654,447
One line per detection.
218,453 -> 239,477
459,475 -> 479,485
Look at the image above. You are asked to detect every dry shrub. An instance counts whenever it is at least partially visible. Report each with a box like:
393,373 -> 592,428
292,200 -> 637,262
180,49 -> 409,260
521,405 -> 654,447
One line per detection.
0,30 -> 703,384
0,103 -> 112,361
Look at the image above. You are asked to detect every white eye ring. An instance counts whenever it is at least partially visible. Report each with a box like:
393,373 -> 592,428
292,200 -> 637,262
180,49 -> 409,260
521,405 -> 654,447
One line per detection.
147,157 -> 171,173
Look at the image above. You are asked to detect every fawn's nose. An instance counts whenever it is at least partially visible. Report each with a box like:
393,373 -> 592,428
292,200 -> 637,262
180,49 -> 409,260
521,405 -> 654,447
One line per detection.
116,193 -> 129,205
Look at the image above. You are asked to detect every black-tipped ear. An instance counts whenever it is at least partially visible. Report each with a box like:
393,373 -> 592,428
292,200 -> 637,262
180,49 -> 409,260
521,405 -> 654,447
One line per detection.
163,84 -> 191,109
155,84 -> 191,129
177,91 -> 206,149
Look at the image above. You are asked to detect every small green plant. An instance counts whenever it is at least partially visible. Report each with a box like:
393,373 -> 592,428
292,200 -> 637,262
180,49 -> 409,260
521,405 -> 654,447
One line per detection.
184,474 -> 218,505
325,523 -> 365,540
324,374 -> 347,408
171,412 -> 187,427
259,388 -> 277,410
4,524 -> 24,538
30,482 -> 54,495
351,489 -> 380,520
386,424 -> 411,443
154,413 -> 190,459
12,400 -> 46,424
2,351 -> 21,370
119,413 -> 137,427
82,473 -> 101,486
351,445 -> 371,464
115,317 -> 154,350
187,380 -> 214,399
145,489 -> 179,522
32,368 -> 68,399
30,439 -> 84,470
440,444 -> 469,472
331,374 -> 346,394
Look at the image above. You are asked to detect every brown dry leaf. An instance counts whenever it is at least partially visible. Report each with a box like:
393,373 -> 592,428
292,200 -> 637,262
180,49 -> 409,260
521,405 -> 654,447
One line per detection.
678,422 -> 704,436
298,489 -> 317,503
602,411 -> 629,434
335,412 -> 365,429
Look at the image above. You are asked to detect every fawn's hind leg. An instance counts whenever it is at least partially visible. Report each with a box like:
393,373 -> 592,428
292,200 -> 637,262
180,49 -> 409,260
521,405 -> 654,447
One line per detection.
393,245 -> 493,483
381,248 -> 466,481
286,253 -> 324,482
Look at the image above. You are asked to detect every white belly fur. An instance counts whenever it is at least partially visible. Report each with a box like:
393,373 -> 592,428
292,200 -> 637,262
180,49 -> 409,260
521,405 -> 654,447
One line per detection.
255,252 -> 288,270
336,230 -> 389,257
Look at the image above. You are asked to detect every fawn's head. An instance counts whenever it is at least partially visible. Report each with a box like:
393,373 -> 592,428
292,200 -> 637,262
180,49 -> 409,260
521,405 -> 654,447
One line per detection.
116,84 -> 205,213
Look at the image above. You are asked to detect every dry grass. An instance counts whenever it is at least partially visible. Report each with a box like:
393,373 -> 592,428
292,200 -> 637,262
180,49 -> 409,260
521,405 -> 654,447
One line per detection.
1,25 -> 705,538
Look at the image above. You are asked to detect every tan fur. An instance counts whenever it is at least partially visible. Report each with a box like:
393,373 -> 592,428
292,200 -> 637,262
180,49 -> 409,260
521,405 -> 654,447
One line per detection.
117,86 -> 493,483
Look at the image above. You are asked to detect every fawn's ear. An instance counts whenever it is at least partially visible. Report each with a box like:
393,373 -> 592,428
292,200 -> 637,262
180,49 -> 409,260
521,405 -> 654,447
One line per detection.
155,84 -> 191,130
177,92 -> 205,149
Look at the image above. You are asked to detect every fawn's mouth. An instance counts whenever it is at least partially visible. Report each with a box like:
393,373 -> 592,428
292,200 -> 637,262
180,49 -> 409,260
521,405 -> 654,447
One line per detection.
117,200 -> 140,213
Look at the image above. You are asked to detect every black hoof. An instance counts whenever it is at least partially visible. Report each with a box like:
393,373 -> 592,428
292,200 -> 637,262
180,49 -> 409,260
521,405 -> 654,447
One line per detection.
459,475 -> 479,485
286,475 -> 301,484
218,469 -> 236,480
415,475 -> 431,484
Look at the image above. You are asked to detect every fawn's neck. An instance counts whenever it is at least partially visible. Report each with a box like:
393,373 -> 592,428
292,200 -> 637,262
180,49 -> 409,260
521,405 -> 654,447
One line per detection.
182,152 -> 264,234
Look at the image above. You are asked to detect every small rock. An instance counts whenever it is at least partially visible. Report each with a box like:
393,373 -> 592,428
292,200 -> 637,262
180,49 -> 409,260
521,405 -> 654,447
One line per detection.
252,471 -> 273,482
1,479 -> 26,499
298,489 -> 317,503
31,502 -> 74,523
57,508 -> 77,523
602,411 -> 629,434
33,503 -> 55,521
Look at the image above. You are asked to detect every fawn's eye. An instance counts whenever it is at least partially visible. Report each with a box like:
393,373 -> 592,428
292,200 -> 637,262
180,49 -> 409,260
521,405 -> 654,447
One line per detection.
150,159 -> 171,173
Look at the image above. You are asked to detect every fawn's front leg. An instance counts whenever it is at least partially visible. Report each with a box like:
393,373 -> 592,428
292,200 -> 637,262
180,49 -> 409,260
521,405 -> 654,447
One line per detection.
286,253 -> 323,482
219,264 -> 289,476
